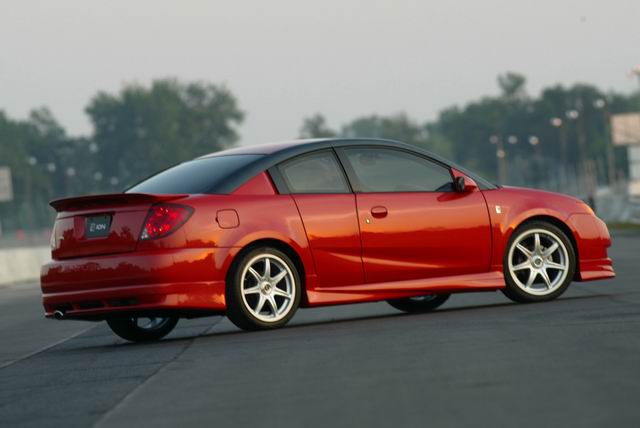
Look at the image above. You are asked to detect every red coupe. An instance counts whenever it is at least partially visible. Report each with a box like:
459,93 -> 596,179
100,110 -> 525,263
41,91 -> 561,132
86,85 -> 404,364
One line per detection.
41,139 -> 614,342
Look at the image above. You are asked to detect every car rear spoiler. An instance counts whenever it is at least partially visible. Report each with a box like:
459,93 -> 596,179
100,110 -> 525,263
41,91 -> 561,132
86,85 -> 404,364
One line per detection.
49,193 -> 188,213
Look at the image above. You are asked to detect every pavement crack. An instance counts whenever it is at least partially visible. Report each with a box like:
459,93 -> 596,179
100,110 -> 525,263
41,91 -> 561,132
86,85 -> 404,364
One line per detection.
0,324 -> 97,371
92,321 -> 218,428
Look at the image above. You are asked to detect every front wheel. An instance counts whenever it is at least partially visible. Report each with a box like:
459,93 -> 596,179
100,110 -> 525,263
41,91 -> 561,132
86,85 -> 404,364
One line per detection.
106,316 -> 179,342
502,221 -> 576,303
386,294 -> 450,313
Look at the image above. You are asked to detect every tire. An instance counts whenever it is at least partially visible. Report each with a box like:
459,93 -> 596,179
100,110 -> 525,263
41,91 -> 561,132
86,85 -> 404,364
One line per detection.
106,316 -> 179,342
226,247 -> 301,331
502,221 -> 576,303
386,294 -> 451,313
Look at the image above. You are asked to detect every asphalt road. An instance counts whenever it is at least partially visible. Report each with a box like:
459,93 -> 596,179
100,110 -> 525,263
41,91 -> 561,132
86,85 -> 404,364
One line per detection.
1,234 -> 639,428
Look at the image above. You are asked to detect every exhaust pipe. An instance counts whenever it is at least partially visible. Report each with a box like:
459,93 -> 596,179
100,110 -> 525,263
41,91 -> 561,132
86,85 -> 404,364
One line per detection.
53,310 -> 66,320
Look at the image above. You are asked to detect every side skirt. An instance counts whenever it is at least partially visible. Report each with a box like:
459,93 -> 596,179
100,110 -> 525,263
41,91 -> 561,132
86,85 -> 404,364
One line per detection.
305,271 -> 505,307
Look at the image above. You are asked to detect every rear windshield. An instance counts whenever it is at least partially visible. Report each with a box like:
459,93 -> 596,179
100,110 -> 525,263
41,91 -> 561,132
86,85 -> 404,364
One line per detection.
126,155 -> 263,194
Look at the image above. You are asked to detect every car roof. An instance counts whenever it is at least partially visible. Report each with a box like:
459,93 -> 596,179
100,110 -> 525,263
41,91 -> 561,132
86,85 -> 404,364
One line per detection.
200,139 -> 332,156
202,138 -> 448,163
202,138 -> 496,193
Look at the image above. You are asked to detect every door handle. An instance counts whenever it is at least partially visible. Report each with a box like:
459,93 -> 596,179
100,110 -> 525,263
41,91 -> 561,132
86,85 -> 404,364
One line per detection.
370,206 -> 388,218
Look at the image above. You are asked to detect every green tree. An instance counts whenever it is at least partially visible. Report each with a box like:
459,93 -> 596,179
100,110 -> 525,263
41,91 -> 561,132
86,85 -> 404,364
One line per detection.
85,79 -> 244,188
299,112 -> 453,157
498,72 -> 527,101
299,114 -> 336,138
300,72 -> 639,188
0,108 -> 82,231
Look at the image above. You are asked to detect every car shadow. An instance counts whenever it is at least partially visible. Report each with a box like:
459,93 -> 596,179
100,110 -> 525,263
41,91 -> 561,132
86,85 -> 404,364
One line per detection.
80,292 -> 611,350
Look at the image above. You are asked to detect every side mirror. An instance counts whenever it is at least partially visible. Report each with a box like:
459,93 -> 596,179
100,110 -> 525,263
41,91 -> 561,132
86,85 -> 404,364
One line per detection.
454,175 -> 478,193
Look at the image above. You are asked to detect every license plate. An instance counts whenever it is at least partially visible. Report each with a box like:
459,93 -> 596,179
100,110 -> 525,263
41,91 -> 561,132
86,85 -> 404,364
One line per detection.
85,215 -> 112,238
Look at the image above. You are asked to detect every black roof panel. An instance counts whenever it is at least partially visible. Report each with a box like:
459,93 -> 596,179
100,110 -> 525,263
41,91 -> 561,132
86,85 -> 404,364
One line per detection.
210,138 -> 496,193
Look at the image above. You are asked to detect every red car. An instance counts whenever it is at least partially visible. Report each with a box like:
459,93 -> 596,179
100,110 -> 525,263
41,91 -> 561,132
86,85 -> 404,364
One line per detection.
41,139 -> 614,342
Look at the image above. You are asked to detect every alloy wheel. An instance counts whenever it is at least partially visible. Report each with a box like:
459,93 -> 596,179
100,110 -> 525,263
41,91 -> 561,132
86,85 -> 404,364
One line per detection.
408,295 -> 438,302
134,317 -> 172,331
240,254 -> 296,323
507,228 -> 570,296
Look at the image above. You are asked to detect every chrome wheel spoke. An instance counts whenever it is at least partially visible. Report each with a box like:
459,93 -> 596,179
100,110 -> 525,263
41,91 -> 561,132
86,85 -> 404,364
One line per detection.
248,267 -> 262,282
254,294 -> 267,314
512,261 -> 531,271
516,243 -> 532,257
543,242 -> 559,257
525,268 -> 537,287
267,295 -> 279,316
539,269 -> 552,288
270,269 -> 288,285
243,284 -> 261,295
545,261 -> 566,270
534,233 -> 542,254
272,287 -> 291,298
263,258 -> 271,279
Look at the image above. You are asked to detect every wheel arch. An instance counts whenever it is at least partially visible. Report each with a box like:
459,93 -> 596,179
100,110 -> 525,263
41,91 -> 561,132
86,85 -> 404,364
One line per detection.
226,238 -> 309,306
513,215 -> 580,280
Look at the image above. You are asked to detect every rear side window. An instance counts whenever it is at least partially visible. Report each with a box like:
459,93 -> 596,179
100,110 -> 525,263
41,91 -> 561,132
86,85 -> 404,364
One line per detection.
342,148 -> 454,192
126,155 -> 263,194
278,151 -> 350,194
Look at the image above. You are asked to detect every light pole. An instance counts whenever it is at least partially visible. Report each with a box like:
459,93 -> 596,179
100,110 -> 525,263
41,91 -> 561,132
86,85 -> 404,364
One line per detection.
529,135 -> 541,158
594,98 -> 616,187
550,117 -> 568,165
633,66 -> 640,115
566,107 -> 588,172
633,66 -> 640,90
65,167 -> 76,196
24,157 -> 38,232
46,162 -> 57,202
490,135 -> 507,184
529,135 -> 543,185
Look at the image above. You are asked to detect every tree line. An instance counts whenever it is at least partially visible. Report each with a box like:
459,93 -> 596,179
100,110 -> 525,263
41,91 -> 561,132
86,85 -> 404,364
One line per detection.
0,79 -> 243,232
1,74 -> 639,232
301,73 -> 640,189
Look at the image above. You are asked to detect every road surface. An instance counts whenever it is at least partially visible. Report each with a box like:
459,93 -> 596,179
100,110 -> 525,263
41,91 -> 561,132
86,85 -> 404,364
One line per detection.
1,234 -> 639,427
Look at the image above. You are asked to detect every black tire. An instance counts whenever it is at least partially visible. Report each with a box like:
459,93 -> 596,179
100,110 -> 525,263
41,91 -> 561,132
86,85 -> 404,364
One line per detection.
386,294 -> 451,313
226,247 -> 301,331
106,316 -> 179,343
502,221 -> 576,303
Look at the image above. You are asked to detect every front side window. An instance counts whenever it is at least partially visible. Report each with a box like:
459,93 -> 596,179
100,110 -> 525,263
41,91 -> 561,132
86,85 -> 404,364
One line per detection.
342,148 -> 454,192
278,150 -> 350,194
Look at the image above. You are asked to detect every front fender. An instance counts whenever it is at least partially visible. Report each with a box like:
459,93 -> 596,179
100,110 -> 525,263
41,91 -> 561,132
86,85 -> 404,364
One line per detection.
482,188 -> 573,271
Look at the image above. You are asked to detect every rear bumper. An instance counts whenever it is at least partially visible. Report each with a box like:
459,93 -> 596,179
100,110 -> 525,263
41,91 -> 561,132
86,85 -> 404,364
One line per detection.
41,248 -> 228,319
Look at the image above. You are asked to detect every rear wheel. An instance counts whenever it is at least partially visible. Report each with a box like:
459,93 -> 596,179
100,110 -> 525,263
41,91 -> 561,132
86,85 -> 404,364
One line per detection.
226,248 -> 301,331
387,294 -> 450,313
502,221 -> 576,303
106,316 -> 179,342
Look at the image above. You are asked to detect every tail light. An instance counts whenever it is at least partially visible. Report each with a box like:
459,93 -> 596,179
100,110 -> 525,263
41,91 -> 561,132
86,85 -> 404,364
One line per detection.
140,204 -> 193,240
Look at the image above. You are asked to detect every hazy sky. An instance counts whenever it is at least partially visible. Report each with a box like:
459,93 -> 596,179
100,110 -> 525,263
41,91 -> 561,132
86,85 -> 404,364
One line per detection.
1,0 -> 639,146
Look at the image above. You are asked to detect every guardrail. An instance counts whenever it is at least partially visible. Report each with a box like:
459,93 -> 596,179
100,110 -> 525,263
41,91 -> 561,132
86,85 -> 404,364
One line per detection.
0,228 -> 51,249
0,246 -> 50,286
